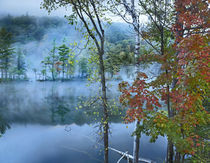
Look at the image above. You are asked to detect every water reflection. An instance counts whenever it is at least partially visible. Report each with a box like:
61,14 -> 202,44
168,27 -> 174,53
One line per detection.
0,123 -> 167,163
0,115 -> 10,137
0,81 -> 98,125
0,81 -> 167,163
45,86 -> 70,123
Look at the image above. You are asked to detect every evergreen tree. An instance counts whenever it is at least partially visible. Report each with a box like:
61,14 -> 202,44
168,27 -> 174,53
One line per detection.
0,28 -> 14,81
58,43 -> 69,81
78,57 -> 88,78
16,48 -> 27,79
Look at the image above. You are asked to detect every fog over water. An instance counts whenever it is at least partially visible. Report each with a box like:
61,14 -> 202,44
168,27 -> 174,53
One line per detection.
0,1 -> 166,162
0,77 -> 166,163
0,16 -> 163,160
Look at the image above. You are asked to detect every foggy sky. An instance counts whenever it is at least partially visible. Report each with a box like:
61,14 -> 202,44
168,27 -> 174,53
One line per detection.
0,0 -> 146,22
0,0 -> 69,17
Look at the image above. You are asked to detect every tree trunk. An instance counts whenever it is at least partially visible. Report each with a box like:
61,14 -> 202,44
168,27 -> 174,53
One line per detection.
181,154 -> 185,163
62,65 -> 65,81
134,24 -> 140,62
175,152 -> 181,163
52,64 -> 55,81
98,50 -> 109,163
166,80 -> 174,162
5,69 -> 8,81
1,69 -> 3,80
133,121 -> 140,163
167,140 -> 174,163
132,1 -> 141,162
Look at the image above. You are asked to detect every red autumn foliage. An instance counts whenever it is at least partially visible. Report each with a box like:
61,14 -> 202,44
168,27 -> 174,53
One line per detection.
119,72 -> 161,123
119,0 -> 209,156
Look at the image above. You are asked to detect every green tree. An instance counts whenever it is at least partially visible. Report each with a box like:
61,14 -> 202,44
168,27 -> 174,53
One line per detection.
78,57 -> 88,78
105,40 -> 134,78
16,48 -> 27,79
66,51 -> 75,79
0,28 -> 14,81
58,43 -> 69,81
41,59 -> 48,80
40,41 -> 59,81
48,40 -> 57,81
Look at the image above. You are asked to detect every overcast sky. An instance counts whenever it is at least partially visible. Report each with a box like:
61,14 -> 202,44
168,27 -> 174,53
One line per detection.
0,0 -> 147,23
0,0 -> 69,17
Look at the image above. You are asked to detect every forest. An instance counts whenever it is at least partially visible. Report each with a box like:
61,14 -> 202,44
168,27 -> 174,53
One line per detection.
0,0 -> 209,163
0,15 -> 134,81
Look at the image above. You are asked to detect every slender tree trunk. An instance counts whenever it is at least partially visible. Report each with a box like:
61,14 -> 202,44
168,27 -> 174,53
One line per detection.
62,65 -> 65,81
1,69 -> 3,80
175,152 -> 181,163
167,140 -> 174,163
134,25 -> 140,62
52,64 -> 55,81
133,12 -> 141,163
159,18 -> 174,162
166,2 -> 184,158
99,49 -> 109,163
166,79 -> 174,163
133,9 -> 141,161
133,121 -> 140,163
5,69 -> 8,81
181,154 -> 185,163
5,56 -> 9,81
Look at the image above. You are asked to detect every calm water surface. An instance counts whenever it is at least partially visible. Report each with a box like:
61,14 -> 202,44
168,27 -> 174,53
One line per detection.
0,81 -> 167,163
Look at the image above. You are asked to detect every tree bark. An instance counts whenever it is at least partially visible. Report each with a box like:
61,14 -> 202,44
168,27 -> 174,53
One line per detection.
99,49 -> 109,163
167,140 -> 174,163
130,1 -> 141,162
133,121 -> 140,163
175,152 -> 181,163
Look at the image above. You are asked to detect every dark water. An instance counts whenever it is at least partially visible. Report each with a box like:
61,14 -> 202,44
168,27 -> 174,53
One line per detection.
0,81 -> 167,163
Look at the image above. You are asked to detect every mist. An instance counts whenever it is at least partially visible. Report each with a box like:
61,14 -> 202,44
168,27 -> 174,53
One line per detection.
16,19 -> 84,79
0,0 -> 69,17
0,2 -> 166,163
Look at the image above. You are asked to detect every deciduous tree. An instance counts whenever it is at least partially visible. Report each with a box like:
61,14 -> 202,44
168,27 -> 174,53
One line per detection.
42,1 -> 111,162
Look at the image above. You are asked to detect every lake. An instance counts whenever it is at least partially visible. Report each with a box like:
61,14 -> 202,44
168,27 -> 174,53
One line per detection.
0,81 -> 167,163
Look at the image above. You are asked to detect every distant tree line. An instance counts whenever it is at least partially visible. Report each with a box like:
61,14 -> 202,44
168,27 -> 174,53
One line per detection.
0,15 -> 139,82
0,28 -> 27,81
0,15 -> 65,43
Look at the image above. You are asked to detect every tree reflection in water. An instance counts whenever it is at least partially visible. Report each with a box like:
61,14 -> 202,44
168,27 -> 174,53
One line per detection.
45,86 -> 70,123
0,115 -> 10,137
